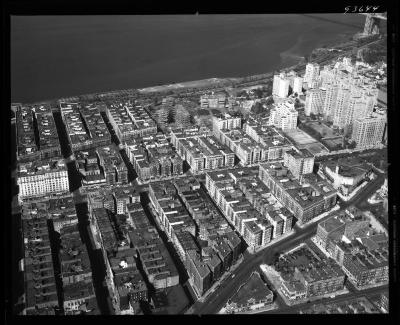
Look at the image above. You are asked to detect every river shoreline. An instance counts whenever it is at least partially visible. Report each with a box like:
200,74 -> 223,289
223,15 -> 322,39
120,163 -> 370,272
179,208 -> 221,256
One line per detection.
12,33 -> 363,106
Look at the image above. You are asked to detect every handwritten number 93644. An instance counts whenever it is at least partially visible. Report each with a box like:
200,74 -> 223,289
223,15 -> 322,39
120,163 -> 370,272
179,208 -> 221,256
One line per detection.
344,6 -> 380,14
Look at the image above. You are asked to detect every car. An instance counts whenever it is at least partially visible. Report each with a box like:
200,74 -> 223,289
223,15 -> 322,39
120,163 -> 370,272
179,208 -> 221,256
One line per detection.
232,274 -> 236,278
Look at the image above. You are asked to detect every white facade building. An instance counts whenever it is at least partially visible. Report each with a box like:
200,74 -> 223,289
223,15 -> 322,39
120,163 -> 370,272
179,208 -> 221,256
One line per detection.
283,149 -> 314,179
305,88 -> 327,116
273,73 -> 290,98
304,63 -> 320,88
18,160 -> 69,198
351,113 -> 386,148
293,76 -> 304,95
269,101 -> 298,131
212,113 -> 242,133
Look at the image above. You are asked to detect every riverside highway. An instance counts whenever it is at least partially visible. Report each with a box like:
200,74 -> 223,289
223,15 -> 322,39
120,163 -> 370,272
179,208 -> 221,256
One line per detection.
189,170 -> 386,315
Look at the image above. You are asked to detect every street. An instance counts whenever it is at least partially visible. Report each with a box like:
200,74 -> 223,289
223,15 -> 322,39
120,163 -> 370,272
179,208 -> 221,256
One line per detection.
262,285 -> 388,314
190,223 -> 325,314
189,170 -> 387,315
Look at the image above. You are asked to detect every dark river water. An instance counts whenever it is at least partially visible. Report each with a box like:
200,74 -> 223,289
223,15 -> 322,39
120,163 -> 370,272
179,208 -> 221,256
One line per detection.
11,14 -> 364,103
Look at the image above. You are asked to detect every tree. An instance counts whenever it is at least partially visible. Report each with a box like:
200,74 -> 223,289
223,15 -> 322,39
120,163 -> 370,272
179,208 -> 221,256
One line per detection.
265,97 -> 274,106
347,141 -> 357,149
253,88 -> 263,99
251,102 -> 264,114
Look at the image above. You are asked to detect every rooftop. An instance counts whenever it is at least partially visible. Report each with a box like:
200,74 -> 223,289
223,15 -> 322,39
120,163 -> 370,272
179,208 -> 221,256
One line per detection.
18,158 -> 67,177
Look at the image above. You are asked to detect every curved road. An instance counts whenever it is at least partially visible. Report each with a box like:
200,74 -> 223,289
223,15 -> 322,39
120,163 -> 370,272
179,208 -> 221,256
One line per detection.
190,171 -> 386,315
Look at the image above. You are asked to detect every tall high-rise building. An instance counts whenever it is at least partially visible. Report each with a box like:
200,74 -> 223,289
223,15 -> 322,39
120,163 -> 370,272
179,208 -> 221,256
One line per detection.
304,63 -> 320,88
322,83 -> 339,121
273,73 -> 290,98
293,76 -> 304,95
269,101 -> 298,131
305,88 -> 326,116
332,86 -> 351,128
351,113 -> 386,148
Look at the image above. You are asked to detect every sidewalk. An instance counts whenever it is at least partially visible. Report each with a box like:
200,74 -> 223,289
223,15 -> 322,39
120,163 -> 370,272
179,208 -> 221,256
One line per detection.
219,302 -> 279,314
281,243 -> 307,257
336,181 -> 369,202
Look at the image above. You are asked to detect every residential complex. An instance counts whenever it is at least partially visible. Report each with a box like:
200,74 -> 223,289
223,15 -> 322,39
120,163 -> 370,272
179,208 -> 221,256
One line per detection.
16,104 -> 62,162
106,101 -> 157,142
314,209 -> 388,288
85,184 -> 140,216
259,162 -> 337,224
62,103 -> 111,151
243,122 -> 292,161
12,23 -> 388,315
205,167 -> 294,252
16,105 -> 40,162
125,135 -> 184,182
75,145 -> 128,187
20,198 -> 100,315
213,113 -> 292,166
175,135 -> 235,173
308,57 -> 383,145
59,225 -> 99,315
148,177 -> 242,296
21,215 -> 60,315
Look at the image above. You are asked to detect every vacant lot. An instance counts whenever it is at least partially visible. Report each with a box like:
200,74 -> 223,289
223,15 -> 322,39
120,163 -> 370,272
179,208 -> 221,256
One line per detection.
230,272 -> 272,306
284,128 -> 317,145
307,122 -> 337,137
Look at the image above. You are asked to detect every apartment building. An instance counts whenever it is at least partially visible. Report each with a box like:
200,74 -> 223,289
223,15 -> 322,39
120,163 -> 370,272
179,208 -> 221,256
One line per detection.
17,159 -> 69,199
